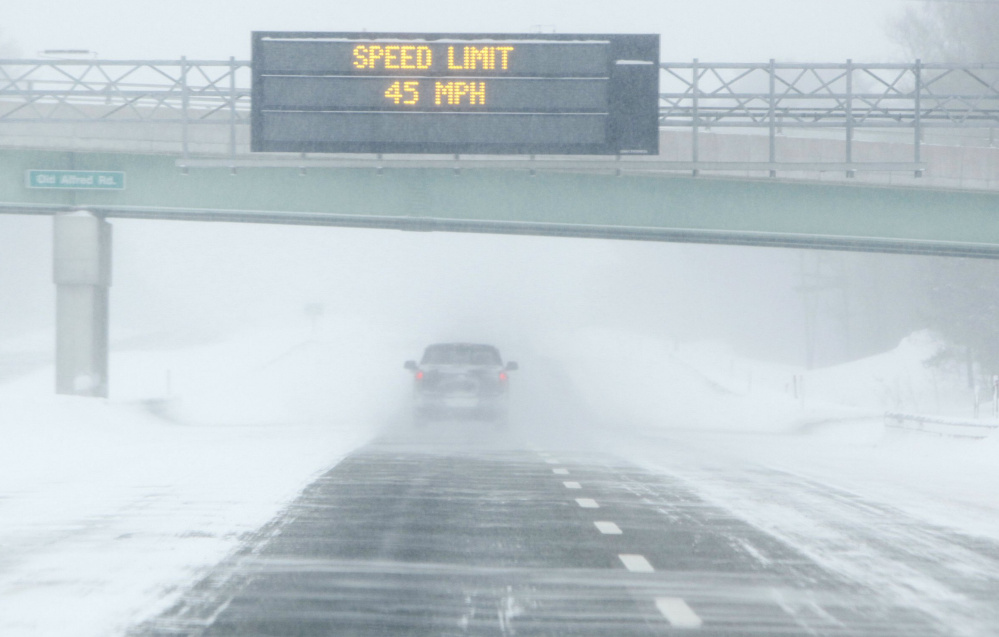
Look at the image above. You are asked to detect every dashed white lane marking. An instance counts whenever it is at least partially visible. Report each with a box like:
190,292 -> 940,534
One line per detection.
552,468 -> 569,475
655,598 -> 703,628
618,554 -> 655,572
594,521 -> 622,535
563,481 -> 582,489
575,498 -> 600,509
545,459 -> 560,464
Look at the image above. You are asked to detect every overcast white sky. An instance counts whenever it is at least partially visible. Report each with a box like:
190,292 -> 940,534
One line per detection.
7,0 -> 912,62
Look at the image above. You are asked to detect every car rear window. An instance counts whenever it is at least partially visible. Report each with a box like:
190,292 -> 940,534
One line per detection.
421,344 -> 502,365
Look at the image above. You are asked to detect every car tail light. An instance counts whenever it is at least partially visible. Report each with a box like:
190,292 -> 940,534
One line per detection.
499,372 -> 508,381
415,371 -> 424,380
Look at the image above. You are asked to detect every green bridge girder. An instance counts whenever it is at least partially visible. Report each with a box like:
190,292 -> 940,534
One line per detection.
3,148 -> 999,258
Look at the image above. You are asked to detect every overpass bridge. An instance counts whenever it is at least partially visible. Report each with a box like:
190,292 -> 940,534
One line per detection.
4,57 -> 999,252
3,57 -> 999,395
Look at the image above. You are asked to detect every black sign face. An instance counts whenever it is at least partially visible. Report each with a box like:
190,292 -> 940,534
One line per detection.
251,32 -> 660,155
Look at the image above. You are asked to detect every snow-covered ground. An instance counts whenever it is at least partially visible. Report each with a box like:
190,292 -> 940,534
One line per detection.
0,320 -> 407,637
540,327 -> 999,535
538,327 -> 999,636
2,323 -> 998,636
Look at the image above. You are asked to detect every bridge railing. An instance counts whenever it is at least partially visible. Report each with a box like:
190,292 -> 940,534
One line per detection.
3,58 -> 999,169
660,62 -> 999,128
660,61 -> 999,174
0,58 -> 251,156
0,58 -> 251,121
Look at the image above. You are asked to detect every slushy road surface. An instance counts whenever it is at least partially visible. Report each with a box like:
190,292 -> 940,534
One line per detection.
135,429 -> 973,636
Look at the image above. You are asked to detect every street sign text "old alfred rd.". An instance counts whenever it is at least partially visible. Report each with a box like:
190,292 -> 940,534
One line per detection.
25,170 -> 126,190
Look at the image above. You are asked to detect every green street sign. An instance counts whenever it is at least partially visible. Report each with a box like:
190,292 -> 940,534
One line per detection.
25,170 -> 126,190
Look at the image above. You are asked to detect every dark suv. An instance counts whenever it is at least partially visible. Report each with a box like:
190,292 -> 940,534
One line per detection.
404,343 -> 518,425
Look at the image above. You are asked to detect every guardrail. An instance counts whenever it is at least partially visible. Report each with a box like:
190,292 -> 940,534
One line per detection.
884,412 -> 999,440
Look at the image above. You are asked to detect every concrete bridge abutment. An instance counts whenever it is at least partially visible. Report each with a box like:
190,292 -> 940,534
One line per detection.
53,211 -> 111,397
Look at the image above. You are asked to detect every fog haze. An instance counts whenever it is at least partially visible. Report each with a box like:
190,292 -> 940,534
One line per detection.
7,5 -> 999,636
2,213 -> 851,368
0,0 -> 933,371
7,0 -> 909,62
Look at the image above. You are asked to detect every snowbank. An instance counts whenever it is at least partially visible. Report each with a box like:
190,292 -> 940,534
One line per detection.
537,326 -> 863,434
0,324 -> 394,637
535,327 -> 999,433
533,327 -> 999,542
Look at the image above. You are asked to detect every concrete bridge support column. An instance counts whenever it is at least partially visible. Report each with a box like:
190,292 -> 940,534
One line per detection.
53,211 -> 111,397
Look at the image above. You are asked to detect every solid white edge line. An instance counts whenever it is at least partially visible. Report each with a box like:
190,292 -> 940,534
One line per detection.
594,521 -> 622,535
552,468 -> 569,475
575,498 -> 599,508
563,481 -> 582,489
655,597 -> 703,628
618,554 -> 654,572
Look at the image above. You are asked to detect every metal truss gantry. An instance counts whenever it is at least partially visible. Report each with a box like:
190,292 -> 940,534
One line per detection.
3,58 -> 999,174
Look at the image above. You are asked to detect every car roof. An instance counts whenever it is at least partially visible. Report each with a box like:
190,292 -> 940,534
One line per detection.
424,342 -> 498,350
420,343 -> 503,363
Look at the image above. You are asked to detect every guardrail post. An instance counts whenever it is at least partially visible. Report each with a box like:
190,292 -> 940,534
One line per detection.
229,56 -> 237,158
691,58 -> 699,177
992,375 -> 998,418
181,56 -> 190,159
53,211 -> 112,397
914,59 -> 923,178
768,59 -> 777,177
846,59 -> 855,178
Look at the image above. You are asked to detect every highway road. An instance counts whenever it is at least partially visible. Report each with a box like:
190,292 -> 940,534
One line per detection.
128,422 -> 988,637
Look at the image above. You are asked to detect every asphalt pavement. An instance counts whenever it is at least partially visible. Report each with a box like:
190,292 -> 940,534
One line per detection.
134,426 -> 953,637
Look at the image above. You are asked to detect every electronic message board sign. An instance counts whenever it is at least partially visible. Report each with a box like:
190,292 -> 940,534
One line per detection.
251,32 -> 659,155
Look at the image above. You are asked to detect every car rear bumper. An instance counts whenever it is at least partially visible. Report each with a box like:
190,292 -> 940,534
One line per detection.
414,393 -> 508,418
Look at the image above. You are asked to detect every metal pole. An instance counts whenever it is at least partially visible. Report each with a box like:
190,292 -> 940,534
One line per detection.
692,58 -> 699,177
914,59 -> 923,178
993,375 -> 998,418
846,59 -> 855,178
229,56 -> 237,158
768,59 -> 777,177
181,56 -> 190,159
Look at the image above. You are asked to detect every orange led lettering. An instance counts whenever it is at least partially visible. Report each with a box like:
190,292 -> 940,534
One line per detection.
468,81 -> 485,105
359,43 -> 507,71
435,81 -> 449,105
434,81 -> 486,106
398,45 -> 414,69
464,47 -> 494,70
495,46 -> 514,70
352,45 -> 369,69
385,81 -> 404,104
402,81 -> 419,105
383,46 -> 399,69
445,45 -> 514,71
416,45 -> 432,69
447,46 -> 461,70
357,44 -> 432,70
395,45 -> 431,69
385,80 -> 420,105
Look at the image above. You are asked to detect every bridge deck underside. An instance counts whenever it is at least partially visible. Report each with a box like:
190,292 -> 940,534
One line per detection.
3,148 -> 999,258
